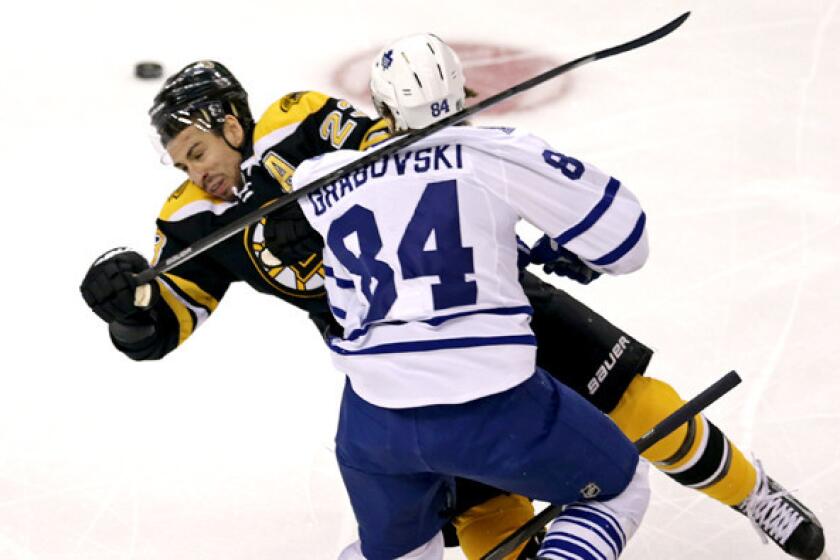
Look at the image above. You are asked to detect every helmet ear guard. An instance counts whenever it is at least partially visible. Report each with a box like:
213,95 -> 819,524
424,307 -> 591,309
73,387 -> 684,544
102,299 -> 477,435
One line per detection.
369,34 -> 466,132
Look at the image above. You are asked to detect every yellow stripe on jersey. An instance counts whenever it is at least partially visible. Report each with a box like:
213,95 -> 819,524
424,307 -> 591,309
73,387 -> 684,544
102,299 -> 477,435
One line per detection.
359,118 -> 392,151
164,273 -> 220,313
156,273 -> 220,344
156,278 -> 196,344
253,91 -> 331,147
151,228 -> 168,266
158,180 -> 235,222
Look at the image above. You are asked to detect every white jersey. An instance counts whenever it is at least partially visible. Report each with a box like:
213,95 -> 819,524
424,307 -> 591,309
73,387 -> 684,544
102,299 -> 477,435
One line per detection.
291,126 -> 648,408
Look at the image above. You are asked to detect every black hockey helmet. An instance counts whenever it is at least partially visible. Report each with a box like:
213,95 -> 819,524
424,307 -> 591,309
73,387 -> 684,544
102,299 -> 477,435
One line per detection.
149,60 -> 254,147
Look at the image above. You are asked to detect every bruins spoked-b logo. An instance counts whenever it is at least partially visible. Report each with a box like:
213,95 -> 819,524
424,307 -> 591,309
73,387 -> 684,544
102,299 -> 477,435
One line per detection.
245,218 -> 325,297
279,92 -> 305,112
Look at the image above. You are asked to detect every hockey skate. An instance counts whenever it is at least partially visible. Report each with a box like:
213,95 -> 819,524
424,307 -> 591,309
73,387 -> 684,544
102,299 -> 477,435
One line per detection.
735,460 -> 825,559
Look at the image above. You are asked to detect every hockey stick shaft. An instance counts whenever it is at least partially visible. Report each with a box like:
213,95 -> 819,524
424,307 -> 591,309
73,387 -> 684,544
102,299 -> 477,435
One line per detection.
135,11 -> 690,284
480,370 -> 742,560
634,369 -> 741,454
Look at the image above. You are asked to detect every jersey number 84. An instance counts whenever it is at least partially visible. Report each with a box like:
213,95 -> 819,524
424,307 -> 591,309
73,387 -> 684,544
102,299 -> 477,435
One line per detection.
326,179 -> 475,324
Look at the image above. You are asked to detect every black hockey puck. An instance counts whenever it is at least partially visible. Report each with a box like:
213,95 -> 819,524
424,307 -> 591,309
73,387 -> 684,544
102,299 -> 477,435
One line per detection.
134,62 -> 163,79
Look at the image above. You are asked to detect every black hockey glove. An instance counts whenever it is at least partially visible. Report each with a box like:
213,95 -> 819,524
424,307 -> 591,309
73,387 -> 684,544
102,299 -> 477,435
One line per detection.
80,248 -> 159,323
263,201 -> 324,264
529,235 -> 602,285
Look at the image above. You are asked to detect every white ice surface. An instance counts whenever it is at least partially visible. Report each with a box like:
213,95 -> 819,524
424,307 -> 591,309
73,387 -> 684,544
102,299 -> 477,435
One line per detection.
1,0 -> 838,558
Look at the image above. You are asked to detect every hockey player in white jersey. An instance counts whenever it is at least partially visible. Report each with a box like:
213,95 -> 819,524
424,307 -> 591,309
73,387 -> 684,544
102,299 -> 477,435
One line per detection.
282,34 -> 653,560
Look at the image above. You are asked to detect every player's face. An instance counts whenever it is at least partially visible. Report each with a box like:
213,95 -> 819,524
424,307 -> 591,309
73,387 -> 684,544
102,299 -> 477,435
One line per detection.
166,116 -> 245,202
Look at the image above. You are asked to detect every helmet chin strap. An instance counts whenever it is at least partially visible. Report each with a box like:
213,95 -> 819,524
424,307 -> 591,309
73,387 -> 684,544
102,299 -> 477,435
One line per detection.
229,121 -> 256,196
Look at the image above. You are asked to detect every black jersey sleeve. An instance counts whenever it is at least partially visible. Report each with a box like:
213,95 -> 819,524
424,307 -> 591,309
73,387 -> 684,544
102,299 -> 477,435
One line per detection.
108,211 -> 234,360
150,219 -> 233,352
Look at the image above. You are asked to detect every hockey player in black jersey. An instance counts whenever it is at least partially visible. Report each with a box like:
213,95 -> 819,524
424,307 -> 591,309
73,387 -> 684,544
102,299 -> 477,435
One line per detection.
82,62 -> 390,361
79,60 -> 825,559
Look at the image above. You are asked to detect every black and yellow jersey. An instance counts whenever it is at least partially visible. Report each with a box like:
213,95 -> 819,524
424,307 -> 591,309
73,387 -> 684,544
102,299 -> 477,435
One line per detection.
113,92 -> 390,360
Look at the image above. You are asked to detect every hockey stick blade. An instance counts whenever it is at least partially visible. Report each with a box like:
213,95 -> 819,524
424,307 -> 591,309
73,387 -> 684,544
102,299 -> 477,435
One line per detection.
480,370 -> 741,560
135,11 -> 690,284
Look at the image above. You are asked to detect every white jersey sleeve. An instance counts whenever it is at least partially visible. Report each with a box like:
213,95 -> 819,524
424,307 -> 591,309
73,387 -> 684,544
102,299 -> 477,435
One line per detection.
289,126 -> 647,408
471,128 -> 648,275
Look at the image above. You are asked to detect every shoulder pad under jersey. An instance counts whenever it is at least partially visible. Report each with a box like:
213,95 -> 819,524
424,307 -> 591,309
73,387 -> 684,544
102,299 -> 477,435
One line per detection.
157,180 -> 237,223
359,118 -> 392,151
252,91 -> 332,157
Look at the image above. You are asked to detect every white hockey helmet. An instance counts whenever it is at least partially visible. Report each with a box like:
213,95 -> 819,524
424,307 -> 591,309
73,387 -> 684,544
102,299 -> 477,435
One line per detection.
370,33 -> 466,132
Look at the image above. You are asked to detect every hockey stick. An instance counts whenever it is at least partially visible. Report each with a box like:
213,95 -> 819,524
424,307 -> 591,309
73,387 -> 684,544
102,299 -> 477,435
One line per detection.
135,11 -> 690,284
480,370 -> 742,560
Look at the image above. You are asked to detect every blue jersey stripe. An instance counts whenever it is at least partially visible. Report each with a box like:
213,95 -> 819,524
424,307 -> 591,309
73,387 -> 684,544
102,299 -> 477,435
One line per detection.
556,518 -> 620,557
590,212 -> 646,266
544,532 -> 607,560
330,306 -> 347,319
541,552 -> 580,560
554,177 -> 621,246
329,334 -> 537,356
540,548 -> 585,560
343,305 -> 534,342
539,536 -> 600,560
423,305 -> 533,327
324,265 -> 355,288
568,505 -> 627,546
537,551 -> 579,560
